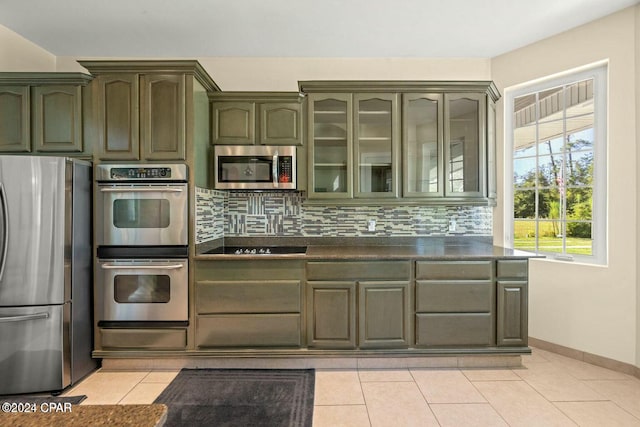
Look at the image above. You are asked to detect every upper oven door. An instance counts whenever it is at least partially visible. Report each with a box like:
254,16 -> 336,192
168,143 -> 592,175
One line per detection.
97,183 -> 188,247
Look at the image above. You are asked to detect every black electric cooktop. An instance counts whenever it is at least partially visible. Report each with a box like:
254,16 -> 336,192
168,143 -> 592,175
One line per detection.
204,246 -> 307,255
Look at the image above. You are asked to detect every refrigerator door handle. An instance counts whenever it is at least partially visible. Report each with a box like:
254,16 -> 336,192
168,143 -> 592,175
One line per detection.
0,183 -> 8,282
0,312 -> 50,323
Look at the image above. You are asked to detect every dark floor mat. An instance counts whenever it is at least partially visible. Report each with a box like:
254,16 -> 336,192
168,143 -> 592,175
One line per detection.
154,368 -> 314,427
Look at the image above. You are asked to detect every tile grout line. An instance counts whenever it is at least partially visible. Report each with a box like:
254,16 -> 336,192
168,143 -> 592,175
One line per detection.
406,366 -> 443,426
466,368 -> 514,427
116,372 -> 153,405
356,369 -> 375,427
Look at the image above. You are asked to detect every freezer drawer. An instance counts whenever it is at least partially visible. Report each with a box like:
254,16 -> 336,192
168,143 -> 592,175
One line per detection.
0,305 -> 67,395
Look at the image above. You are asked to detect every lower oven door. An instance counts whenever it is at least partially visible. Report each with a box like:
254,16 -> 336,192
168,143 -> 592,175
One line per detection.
97,259 -> 188,322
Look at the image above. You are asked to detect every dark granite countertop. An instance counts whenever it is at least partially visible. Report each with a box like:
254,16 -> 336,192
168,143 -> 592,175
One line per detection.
195,237 -> 538,261
0,404 -> 167,427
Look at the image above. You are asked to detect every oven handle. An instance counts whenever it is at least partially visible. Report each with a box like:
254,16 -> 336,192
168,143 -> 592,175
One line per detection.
99,187 -> 184,193
0,312 -> 49,323
100,263 -> 185,270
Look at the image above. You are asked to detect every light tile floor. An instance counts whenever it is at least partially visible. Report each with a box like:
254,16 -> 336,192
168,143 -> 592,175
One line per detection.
62,347 -> 640,426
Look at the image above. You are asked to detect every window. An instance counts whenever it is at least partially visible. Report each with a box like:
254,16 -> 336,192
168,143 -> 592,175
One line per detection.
504,63 -> 607,264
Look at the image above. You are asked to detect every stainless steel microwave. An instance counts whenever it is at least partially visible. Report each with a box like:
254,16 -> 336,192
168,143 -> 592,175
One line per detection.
214,145 -> 297,190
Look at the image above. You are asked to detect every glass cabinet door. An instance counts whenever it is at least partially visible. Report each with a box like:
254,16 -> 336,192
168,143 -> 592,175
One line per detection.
402,94 -> 443,197
445,93 -> 485,197
354,94 -> 398,198
308,94 -> 353,198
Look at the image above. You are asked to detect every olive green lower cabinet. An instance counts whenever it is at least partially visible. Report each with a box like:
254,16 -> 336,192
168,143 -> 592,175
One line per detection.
194,260 -> 304,348
496,260 -> 529,346
415,260 -> 496,347
306,261 -> 411,349
99,328 -> 187,350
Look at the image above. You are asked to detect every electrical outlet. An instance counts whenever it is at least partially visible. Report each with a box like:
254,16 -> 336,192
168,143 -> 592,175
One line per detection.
448,219 -> 457,232
368,219 -> 376,232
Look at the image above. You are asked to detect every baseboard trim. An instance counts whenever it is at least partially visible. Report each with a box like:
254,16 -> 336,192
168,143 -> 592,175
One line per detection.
529,337 -> 640,379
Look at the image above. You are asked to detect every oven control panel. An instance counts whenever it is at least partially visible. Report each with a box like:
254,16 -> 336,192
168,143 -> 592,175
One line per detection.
110,167 -> 172,180
96,164 -> 188,182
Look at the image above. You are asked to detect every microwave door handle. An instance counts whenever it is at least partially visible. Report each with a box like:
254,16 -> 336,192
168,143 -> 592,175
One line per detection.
0,183 -> 8,282
273,152 -> 278,188
99,188 -> 183,193
100,264 -> 185,270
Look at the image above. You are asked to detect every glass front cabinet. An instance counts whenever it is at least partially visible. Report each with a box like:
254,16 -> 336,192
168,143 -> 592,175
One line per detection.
307,93 -> 353,198
354,94 -> 399,198
302,81 -> 499,205
403,93 -> 443,198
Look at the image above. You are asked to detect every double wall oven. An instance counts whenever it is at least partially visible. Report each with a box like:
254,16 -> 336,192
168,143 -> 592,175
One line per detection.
96,164 -> 188,325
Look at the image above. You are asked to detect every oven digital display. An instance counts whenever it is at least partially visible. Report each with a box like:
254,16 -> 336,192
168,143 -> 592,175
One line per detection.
110,167 -> 172,180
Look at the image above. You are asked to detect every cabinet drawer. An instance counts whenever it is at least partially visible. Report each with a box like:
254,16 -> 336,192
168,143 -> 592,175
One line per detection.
415,313 -> 493,346
196,280 -> 300,314
307,261 -> 410,280
416,280 -> 493,312
416,261 -> 493,280
196,314 -> 301,347
195,260 -> 304,281
100,328 -> 187,350
497,260 -> 528,279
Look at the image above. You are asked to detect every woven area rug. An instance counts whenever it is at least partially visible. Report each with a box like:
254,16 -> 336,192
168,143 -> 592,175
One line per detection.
154,369 -> 315,427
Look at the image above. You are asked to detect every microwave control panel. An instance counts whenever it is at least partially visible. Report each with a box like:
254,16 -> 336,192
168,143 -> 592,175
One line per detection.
278,156 -> 293,183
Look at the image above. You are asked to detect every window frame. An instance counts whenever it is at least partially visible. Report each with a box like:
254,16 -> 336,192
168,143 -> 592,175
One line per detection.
503,62 -> 608,265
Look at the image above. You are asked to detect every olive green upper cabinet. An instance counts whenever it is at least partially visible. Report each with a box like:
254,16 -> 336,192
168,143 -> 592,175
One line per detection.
210,93 -> 304,146
0,85 -> 30,152
300,81 -> 500,205
307,93 -> 353,199
0,73 -> 92,154
305,91 -> 400,199
402,93 -> 443,198
354,94 -> 400,198
445,93 -> 485,198
140,74 -> 186,160
80,60 -> 219,162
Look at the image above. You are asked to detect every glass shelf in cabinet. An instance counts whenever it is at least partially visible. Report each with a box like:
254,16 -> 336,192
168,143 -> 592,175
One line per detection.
315,163 -> 348,167
358,137 -> 391,141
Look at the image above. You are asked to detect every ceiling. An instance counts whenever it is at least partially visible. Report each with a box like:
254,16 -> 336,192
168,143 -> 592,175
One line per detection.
0,0 -> 638,58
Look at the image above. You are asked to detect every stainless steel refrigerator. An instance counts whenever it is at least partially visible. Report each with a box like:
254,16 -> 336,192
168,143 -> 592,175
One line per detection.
0,156 -> 98,395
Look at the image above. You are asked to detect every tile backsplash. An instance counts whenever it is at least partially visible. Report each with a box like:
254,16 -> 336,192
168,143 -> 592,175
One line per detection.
196,189 -> 492,241
195,188 -> 225,244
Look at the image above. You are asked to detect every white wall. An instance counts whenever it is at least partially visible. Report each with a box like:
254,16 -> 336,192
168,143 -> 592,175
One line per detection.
192,58 -> 492,91
635,4 -> 640,369
492,6 -> 639,365
0,25 -> 56,71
